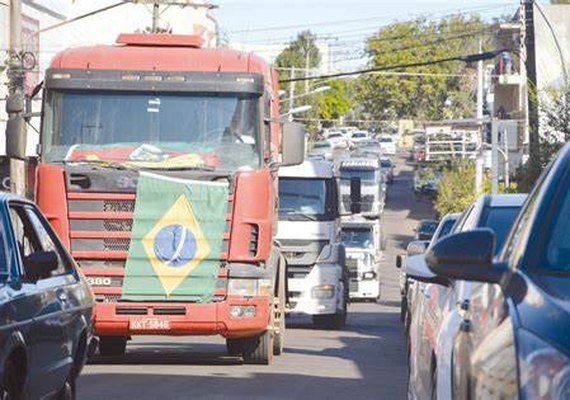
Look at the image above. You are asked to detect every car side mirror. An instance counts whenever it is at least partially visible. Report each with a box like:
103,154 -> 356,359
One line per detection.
281,122 -> 305,166
425,229 -> 505,284
350,177 -> 362,214
6,93 -> 27,160
396,254 -> 403,269
24,250 -> 59,281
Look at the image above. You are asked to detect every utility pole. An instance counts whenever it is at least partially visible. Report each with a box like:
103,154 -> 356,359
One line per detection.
523,0 -> 540,169
151,2 -> 160,32
491,119 -> 499,194
475,38 -> 484,195
305,50 -> 311,94
8,0 -> 26,197
288,67 -> 295,122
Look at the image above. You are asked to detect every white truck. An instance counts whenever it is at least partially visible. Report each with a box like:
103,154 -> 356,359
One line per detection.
341,219 -> 382,301
276,158 -> 349,329
339,158 -> 385,219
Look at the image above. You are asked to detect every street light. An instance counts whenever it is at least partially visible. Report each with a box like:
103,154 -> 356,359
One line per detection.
279,85 -> 330,103
280,105 -> 312,120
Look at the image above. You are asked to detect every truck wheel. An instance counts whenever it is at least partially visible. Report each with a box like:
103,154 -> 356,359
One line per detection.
240,331 -> 274,365
312,296 -> 347,330
98,336 -> 127,357
226,339 -> 243,357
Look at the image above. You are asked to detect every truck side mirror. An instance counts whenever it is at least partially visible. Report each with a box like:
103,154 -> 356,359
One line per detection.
350,177 -> 362,214
282,122 -> 305,166
6,93 -> 27,160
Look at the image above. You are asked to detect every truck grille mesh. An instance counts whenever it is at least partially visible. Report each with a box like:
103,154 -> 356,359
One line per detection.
103,199 -> 135,213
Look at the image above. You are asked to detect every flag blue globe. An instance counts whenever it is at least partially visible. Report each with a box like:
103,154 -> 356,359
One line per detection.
153,224 -> 197,267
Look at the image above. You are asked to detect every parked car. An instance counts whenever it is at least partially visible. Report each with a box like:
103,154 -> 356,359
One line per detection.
414,220 -> 439,241
349,131 -> 370,145
380,157 -> 394,184
309,140 -> 334,160
426,145 -> 570,399
379,135 -> 397,156
0,194 -> 95,399
398,213 -> 460,337
408,194 -> 526,400
326,132 -> 350,149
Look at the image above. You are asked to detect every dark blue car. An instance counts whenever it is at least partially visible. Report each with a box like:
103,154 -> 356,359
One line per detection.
0,195 -> 94,399
427,143 -> 570,399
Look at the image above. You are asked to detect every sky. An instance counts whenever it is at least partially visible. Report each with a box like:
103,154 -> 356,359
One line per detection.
211,0 -> 536,70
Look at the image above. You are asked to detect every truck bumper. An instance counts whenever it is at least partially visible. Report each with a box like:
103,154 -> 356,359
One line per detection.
286,263 -> 342,316
93,295 -> 270,339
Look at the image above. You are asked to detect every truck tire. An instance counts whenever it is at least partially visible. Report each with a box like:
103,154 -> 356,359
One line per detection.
240,331 -> 274,365
2,358 -> 21,400
98,336 -> 127,357
226,339 -> 243,357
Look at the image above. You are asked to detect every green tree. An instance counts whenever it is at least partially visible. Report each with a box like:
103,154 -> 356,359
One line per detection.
551,0 -> 570,4
358,15 -> 497,121
314,79 -> 354,126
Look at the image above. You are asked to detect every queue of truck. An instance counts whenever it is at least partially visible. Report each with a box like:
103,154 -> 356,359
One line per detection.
0,28 -> 398,398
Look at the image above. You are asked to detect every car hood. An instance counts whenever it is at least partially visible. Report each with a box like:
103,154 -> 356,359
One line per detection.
514,273 -> 570,354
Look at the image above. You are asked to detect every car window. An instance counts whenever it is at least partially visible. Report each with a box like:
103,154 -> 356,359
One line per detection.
0,220 -> 8,278
9,204 -> 72,279
480,206 -> 522,254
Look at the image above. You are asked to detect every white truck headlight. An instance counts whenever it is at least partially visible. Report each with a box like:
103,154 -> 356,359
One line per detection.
363,271 -> 377,280
229,305 -> 257,318
518,329 -> 570,399
311,284 -> 335,299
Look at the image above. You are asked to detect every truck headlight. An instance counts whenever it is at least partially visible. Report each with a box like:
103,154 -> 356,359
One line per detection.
518,329 -> 570,399
363,271 -> 377,280
228,279 -> 272,296
229,305 -> 257,318
311,284 -> 335,299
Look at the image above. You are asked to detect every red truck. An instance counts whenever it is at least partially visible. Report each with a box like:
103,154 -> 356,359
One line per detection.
6,33 -> 304,365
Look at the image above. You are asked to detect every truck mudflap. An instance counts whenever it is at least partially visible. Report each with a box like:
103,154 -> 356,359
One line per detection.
94,295 -> 270,338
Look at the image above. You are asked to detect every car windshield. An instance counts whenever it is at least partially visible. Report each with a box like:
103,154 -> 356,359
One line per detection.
481,206 -> 521,254
329,133 -> 342,138
43,90 -> 261,171
314,142 -> 331,149
380,159 -> 392,168
340,169 -> 377,183
418,221 -> 438,234
279,178 -> 335,221
352,133 -> 367,138
341,228 -> 374,248
380,137 -> 393,143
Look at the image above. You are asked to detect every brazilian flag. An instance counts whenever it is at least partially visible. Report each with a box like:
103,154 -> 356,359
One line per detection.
121,173 -> 228,302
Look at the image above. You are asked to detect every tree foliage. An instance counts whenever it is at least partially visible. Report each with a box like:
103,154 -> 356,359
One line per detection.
358,15 -> 498,121
435,162 -> 476,216
275,30 -> 321,94
314,80 -> 354,124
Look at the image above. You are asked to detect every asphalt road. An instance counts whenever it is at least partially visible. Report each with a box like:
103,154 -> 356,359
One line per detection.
79,155 -> 434,400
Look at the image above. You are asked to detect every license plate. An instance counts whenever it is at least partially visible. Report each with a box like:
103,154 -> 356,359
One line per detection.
129,318 -> 171,331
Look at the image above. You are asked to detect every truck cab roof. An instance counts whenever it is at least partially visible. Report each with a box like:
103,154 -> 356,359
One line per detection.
279,159 -> 335,179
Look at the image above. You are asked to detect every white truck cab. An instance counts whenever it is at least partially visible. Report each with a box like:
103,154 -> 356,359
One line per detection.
339,158 -> 385,219
276,158 -> 348,329
341,219 -> 382,301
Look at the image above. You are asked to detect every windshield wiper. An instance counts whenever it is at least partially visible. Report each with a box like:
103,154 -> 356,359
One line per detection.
139,165 -> 216,172
53,159 -> 128,170
280,211 -> 318,221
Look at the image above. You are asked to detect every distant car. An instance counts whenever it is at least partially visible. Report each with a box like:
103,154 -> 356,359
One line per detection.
428,144 -> 570,399
379,135 -> 397,156
326,132 -> 350,149
350,131 -> 370,145
380,157 -> 394,184
309,140 -> 334,160
414,220 -> 439,241
0,194 -> 94,399
408,194 -> 526,400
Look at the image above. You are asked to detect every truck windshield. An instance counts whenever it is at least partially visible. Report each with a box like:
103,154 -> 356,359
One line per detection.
279,178 -> 336,221
341,228 -> 374,248
43,90 -> 261,171
340,169 -> 377,183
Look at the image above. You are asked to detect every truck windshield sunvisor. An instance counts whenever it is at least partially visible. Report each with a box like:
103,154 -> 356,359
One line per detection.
45,69 -> 265,95
43,89 -> 262,171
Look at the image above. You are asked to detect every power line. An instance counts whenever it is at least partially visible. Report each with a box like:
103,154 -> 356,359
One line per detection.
279,50 -> 505,83
40,2 -> 128,33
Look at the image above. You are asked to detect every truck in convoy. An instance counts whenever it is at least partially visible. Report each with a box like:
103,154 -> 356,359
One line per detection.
339,158 -> 385,219
276,158 -> 349,329
341,219 -> 382,301
5,33 -> 306,365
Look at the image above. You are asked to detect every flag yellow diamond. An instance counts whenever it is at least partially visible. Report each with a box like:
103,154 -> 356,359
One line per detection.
142,194 -> 211,296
